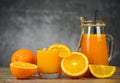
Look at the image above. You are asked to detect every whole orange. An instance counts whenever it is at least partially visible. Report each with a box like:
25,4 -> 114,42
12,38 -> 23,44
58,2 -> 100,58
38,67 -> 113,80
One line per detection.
11,48 -> 37,64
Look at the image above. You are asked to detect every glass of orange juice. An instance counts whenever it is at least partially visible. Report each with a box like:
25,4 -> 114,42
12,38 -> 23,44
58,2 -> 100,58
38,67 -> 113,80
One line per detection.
77,17 -> 114,65
37,49 -> 62,78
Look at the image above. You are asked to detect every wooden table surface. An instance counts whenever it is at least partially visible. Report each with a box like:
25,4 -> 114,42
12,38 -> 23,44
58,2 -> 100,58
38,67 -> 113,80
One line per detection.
0,67 -> 120,83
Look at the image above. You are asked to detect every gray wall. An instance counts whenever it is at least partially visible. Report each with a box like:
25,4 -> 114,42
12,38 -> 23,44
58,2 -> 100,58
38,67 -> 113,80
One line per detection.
0,0 -> 120,67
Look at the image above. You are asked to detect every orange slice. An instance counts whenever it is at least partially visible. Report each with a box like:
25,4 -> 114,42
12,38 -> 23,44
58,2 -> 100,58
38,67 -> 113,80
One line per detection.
48,44 -> 71,58
89,64 -> 116,78
61,52 -> 89,78
10,62 -> 38,79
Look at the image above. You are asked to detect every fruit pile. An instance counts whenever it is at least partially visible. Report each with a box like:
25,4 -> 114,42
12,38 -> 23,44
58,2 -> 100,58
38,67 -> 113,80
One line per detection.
10,49 -> 37,79
10,44 -> 116,79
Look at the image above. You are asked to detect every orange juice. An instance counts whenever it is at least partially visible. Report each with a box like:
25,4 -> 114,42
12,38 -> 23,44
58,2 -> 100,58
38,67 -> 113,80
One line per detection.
37,49 -> 62,74
81,34 -> 108,65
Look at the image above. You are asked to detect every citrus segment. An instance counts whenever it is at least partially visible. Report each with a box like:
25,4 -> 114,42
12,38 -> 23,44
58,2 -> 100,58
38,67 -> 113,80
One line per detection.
48,44 -> 71,58
89,64 -> 116,78
61,52 -> 89,78
11,48 -> 37,64
10,62 -> 38,79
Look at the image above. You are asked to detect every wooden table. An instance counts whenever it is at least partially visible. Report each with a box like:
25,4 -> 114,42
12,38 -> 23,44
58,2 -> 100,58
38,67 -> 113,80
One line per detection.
0,67 -> 120,83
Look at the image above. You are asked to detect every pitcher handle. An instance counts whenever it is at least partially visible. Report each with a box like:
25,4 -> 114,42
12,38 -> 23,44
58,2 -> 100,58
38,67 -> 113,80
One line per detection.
106,34 -> 114,62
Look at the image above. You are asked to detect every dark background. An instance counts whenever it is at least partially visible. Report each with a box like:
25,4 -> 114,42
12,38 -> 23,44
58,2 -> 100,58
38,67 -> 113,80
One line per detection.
0,0 -> 120,67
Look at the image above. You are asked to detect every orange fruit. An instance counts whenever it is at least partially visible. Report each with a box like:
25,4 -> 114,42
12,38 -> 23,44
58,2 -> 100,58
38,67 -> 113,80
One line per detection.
61,52 -> 89,78
89,64 -> 116,78
48,44 -> 71,58
11,48 -> 37,64
10,62 -> 38,79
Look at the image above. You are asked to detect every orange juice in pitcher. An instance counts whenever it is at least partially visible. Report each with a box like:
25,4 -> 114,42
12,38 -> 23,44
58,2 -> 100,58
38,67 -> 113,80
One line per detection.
77,17 -> 114,65
81,34 -> 108,65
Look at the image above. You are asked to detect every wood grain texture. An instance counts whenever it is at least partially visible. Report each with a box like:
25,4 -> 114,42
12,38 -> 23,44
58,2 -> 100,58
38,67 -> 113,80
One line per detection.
0,67 -> 120,83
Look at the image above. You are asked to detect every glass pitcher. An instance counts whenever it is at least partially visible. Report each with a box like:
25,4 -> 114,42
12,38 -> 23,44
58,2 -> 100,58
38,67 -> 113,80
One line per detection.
77,17 -> 114,65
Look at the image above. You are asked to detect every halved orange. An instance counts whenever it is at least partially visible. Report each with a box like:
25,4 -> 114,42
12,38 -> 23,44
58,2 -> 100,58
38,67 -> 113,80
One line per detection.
89,64 -> 116,78
48,44 -> 71,58
10,62 -> 38,79
61,52 -> 89,78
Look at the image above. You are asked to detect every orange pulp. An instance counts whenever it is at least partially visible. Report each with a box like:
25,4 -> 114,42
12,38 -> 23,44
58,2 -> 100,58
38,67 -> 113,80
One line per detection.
81,34 -> 108,65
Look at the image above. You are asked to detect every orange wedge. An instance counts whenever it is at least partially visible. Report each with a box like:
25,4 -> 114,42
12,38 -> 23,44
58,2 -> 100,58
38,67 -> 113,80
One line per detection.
48,44 -> 71,58
10,62 -> 38,79
61,52 -> 89,78
89,64 -> 116,78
